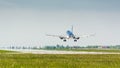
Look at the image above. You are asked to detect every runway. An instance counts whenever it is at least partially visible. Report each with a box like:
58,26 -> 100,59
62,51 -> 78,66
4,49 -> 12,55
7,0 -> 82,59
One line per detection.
8,49 -> 120,54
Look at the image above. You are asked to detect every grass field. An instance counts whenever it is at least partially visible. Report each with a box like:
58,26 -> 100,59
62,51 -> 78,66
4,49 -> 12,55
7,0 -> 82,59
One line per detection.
0,50 -> 17,53
0,52 -> 120,68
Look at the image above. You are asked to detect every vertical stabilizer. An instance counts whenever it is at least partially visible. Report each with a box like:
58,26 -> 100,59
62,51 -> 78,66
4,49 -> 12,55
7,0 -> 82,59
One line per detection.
71,25 -> 73,33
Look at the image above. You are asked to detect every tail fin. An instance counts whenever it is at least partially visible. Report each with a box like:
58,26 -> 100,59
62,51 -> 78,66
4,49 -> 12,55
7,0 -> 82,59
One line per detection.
71,25 -> 73,33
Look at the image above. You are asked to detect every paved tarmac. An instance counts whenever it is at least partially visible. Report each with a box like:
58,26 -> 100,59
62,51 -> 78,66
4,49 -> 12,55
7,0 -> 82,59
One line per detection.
8,49 -> 120,54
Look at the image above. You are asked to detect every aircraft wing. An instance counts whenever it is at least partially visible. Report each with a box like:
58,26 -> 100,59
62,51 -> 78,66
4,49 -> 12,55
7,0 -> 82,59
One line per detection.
46,34 -> 67,38
79,34 -> 95,38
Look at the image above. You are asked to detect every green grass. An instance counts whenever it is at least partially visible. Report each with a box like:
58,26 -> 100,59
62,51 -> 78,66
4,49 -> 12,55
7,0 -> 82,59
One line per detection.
0,54 -> 120,68
0,50 -> 17,53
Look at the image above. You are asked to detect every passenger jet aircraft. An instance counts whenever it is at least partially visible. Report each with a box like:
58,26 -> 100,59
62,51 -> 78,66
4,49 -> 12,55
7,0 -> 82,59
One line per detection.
46,26 -> 95,42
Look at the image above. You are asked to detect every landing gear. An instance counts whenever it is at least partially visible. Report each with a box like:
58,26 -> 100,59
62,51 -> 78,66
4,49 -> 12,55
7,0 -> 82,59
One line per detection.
74,39 -> 77,42
60,37 -> 64,39
63,39 -> 66,42
76,37 -> 80,40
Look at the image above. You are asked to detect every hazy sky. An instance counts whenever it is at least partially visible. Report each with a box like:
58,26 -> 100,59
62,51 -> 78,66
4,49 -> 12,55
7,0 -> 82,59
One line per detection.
0,0 -> 120,46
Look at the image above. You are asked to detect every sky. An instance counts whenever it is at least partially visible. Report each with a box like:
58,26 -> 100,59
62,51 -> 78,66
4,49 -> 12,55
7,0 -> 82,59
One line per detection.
0,0 -> 120,47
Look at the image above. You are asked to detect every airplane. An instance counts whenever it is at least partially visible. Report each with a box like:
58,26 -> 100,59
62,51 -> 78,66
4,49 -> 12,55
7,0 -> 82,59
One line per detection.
46,26 -> 95,42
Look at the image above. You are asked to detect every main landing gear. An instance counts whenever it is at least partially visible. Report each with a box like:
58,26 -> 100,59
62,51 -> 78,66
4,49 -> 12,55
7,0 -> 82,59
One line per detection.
74,39 -> 77,42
